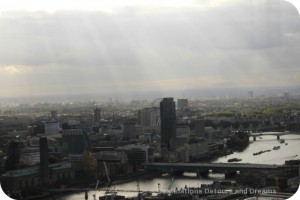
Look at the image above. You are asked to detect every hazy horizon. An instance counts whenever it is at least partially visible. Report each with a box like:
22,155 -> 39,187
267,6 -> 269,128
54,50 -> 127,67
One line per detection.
0,0 -> 300,97
0,85 -> 299,104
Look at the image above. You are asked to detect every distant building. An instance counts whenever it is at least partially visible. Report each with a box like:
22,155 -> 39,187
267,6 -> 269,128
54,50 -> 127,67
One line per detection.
44,121 -> 59,135
160,98 -> 176,150
284,92 -> 289,98
0,162 -> 74,196
62,129 -> 90,154
7,130 -> 29,138
19,147 -> 40,166
94,107 -> 101,122
33,122 -> 45,135
188,138 -> 209,162
205,127 -> 215,142
195,115 -> 205,138
94,151 -> 127,163
248,91 -> 254,98
6,141 -> 24,171
126,148 -> 147,166
62,120 -> 87,131
176,125 -> 190,138
40,137 -> 49,186
123,122 -> 137,140
169,138 -> 189,162
283,92 -> 290,102
117,144 -> 153,169
140,107 -> 160,126
177,99 -> 188,109
50,110 -> 58,120
208,142 -> 220,156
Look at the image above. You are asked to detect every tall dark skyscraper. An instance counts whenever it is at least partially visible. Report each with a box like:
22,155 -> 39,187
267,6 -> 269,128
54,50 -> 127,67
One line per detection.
40,137 -> 49,186
195,115 -> 205,138
50,110 -> 58,120
6,140 -> 23,170
94,107 -> 101,122
160,97 -> 176,150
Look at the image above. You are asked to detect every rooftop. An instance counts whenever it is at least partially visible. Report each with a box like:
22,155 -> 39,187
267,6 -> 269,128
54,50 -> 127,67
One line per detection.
2,162 -> 72,178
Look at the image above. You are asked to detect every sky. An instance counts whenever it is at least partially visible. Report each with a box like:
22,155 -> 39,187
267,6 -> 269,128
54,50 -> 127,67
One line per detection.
0,0 -> 299,97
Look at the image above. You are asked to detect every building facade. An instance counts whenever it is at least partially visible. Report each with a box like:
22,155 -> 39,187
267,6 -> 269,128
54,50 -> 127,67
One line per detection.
6,141 -> 24,171
195,115 -> 205,138
177,99 -> 188,109
19,147 -> 40,167
94,107 -> 101,122
140,107 -> 160,126
62,129 -> 90,154
44,121 -> 59,135
160,98 -> 176,150
0,162 -> 74,196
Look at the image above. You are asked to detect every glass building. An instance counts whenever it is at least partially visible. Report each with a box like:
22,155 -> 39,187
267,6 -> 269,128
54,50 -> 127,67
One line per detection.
160,97 -> 176,150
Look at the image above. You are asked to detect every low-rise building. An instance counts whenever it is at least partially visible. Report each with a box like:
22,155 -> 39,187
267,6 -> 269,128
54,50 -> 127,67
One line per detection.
19,147 -> 40,167
0,162 -> 74,195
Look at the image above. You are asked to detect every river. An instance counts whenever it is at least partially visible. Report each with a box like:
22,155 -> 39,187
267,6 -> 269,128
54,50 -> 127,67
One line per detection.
52,132 -> 300,199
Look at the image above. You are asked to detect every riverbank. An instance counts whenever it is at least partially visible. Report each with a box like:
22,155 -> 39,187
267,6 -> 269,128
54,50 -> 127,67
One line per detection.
26,133 -> 300,200
24,171 -> 161,200
44,133 -> 300,200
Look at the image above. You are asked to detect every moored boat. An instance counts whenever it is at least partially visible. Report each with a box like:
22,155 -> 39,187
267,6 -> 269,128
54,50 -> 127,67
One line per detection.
228,158 -> 242,162
279,139 -> 285,143
273,146 -> 280,150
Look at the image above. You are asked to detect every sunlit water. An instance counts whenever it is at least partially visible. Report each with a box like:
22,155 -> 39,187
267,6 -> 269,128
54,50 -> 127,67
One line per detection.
214,133 -> 300,165
53,132 -> 300,199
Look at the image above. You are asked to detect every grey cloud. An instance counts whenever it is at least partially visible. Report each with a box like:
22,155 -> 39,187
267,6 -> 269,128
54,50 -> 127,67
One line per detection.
0,0 -> 299,96
0,0 -> 298,67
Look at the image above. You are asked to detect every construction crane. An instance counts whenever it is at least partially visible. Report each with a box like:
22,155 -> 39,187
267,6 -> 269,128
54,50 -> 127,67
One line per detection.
103,161 -> 116,200
167,177 -> 175,192
103,161 -> 111,183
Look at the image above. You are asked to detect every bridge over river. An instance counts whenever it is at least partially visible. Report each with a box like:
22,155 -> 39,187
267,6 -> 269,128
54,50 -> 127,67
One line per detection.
142,162 -> 291,177
249,131 -> 291,141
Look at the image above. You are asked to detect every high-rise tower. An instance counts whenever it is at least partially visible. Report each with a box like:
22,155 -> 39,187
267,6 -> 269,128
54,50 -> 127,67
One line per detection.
160,98 -> 176,150
40,137 -> 49,186
195,115 -> 205,138
6,140 -> 23,170
94,107 -> 101,122
50,110 -> 58,120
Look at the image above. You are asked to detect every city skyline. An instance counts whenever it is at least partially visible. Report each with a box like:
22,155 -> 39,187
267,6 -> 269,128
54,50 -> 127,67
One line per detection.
0,0 -> 299,97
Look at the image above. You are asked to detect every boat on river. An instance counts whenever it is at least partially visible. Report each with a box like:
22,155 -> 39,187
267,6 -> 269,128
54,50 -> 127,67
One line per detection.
253,149 -> 271,155
273,146 -> 280,150
279,139 -> 285,143
227,158 -> 242,162
253,151 -> 263,156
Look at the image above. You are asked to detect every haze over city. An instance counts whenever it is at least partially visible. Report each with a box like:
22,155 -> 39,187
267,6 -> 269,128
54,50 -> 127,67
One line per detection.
0,0 -> 299,98
1,1 -> 300,200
